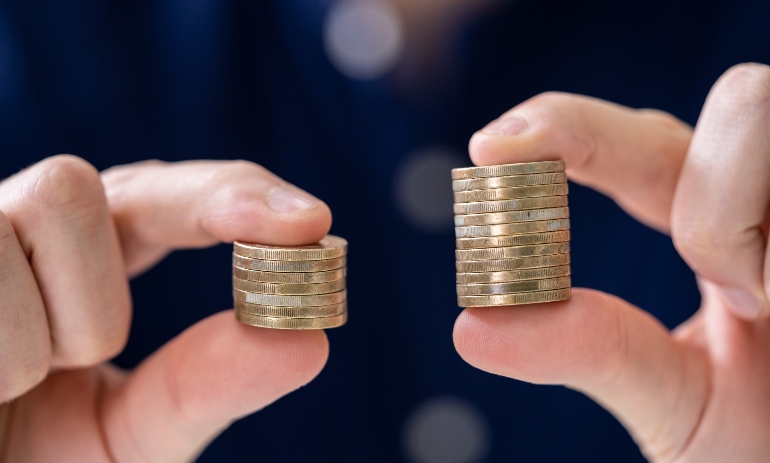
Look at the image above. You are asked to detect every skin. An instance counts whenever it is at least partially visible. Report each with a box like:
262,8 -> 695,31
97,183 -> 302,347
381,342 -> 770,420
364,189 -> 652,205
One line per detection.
0,158 -> 333,462
1,60 -> 768,460
453,63 -> 770,462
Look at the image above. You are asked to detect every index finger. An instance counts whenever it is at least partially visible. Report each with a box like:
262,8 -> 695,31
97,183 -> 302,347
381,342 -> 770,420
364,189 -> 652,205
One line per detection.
469,92 -> 693,233
101,160 -> 333,276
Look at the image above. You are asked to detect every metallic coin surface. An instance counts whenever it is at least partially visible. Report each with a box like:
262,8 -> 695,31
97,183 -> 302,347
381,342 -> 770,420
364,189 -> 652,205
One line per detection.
235,300 -> 346,318
233,288 -> 346,306
453,196 -> 567,215
455,242 -> 570,261
232,266 -> 347,283
451,161 -> 565,180
452,172 -> 567,191
455,219 -> 570,237
456,231 -> 570,249
455,253 -> 570,272
454,207 -> 569,226
232,277 -> 346,295
235,310 -> 348,329
454,183 -> 568,202
232,254 -> 346,272
457,288 -> 572,307
456,276 -> 571,295
233,235 -> 347,260
456,265 -> 571,284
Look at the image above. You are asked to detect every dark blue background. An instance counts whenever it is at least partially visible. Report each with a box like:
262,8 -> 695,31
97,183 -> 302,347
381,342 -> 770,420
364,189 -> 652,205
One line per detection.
1,0 -> 768,461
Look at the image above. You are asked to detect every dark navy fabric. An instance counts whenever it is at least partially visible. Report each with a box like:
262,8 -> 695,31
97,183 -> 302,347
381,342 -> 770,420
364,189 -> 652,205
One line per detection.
0,1 -> 768,461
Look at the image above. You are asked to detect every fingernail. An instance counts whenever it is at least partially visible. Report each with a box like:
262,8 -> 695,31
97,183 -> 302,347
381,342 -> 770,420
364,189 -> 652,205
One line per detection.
482,116 -> 529,136
718,287 -> 764,319
267,185 -> 320,213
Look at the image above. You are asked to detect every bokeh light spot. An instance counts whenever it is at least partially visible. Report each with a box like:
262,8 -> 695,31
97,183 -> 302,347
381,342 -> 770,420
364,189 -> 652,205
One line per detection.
403,396 -> 491,463
323,0 -> 404,80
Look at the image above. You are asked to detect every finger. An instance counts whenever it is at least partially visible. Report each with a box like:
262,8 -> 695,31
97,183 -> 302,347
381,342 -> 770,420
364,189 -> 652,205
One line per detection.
101,311 -> 329,463
101,160 -> 333,276
0,211 -> 50,401
0,156 -> 131,368
453,289 -> 710,462
468,92 -> 692,232
670,63 -> 770,319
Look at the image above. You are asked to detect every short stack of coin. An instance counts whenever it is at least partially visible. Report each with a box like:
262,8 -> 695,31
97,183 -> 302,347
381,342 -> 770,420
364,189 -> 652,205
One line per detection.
232,236 -> 348,329
452,161 -> 571,307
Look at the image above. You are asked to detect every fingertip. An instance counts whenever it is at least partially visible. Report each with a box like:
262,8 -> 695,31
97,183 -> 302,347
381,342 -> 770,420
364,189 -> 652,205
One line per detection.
234,319 -> 330,390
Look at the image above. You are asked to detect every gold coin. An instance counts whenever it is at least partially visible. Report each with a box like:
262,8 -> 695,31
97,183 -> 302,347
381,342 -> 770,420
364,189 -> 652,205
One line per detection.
233,235 -> 347,260
453,196 -> 567,215
456,276 -> 571,296
232,277 -> 346,295
232,254 -> 346,272
455,219 -> 570,238
454,183 -> 568,202
456,265 -> 571,284
452,172 -> 567,191
451,161 -> 565,180
455,253 -> 570,272
458,288 -> 571,307
455,242 -> 570,261
232,266 -> 347,283
233,288 -> 347,306
235,310 -> 348,329
456,231 -> 570,249
454,207 -> 569,226
235,300 -> 346,318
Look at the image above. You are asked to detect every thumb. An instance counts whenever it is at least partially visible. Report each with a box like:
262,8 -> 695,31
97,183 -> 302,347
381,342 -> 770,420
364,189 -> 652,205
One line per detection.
453,289 -> 709,462
101,310 -> 329,463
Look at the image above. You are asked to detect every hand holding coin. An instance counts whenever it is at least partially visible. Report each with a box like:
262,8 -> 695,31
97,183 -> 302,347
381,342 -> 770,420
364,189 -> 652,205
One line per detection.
0,158 -> 332,461
453,63 -> 770,462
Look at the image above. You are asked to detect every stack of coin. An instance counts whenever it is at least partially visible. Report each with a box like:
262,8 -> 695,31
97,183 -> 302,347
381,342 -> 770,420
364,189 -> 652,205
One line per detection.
232,235 -> 348,329
452,161 -> 571,307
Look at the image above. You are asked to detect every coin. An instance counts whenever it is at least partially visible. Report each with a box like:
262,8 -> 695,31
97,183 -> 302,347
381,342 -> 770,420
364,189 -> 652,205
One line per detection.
455,242 -> 570,261
232,266 -> 347,283
451,161 -> 565,180
456,231 -> 570,249
452,172 -> 567,191
235,300 -> 346,318
232,277 -> 346,295
235,310 -> 348,329
233,235 -> 347,260
454,183 -> 568,202
456,276 -> 571,295
455,219 -> 570,237
454,207 -> 569,226
457,288 -> 571,307
456,265 -> 571,284
233,288 -> 346,306
453,196 -> 568,215
455,253 -> 570,272
232,254 -> 346,272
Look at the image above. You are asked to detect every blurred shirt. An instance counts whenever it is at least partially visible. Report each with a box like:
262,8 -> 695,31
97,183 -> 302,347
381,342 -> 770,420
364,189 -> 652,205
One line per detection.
0,0 -> 768,461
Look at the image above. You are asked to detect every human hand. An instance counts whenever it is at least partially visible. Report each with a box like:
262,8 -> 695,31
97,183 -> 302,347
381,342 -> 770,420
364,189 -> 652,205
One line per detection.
453,63 -> 770,462
0,157 -> 332,462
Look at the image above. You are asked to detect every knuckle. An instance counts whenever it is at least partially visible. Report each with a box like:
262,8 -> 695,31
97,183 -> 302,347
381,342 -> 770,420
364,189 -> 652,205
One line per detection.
714,63 -> 770,111
527,90 -> 573,109
0,348 -> 50,402
671,220 -> 719,267
24,155 -> 105,213
58,331 -> 128,368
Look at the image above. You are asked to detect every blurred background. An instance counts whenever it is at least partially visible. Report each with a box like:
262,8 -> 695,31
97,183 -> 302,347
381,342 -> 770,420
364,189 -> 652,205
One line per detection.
1,0 -> 768,461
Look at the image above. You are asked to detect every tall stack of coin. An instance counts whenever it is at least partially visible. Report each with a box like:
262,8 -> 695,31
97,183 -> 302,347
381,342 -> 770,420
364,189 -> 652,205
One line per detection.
232,236 -> 348,329
452,161 -> 571,307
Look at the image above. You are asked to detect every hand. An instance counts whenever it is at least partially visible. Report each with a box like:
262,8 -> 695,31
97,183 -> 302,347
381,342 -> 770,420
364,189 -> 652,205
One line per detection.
453,63 -> 770,462
0,157 -> 332,462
